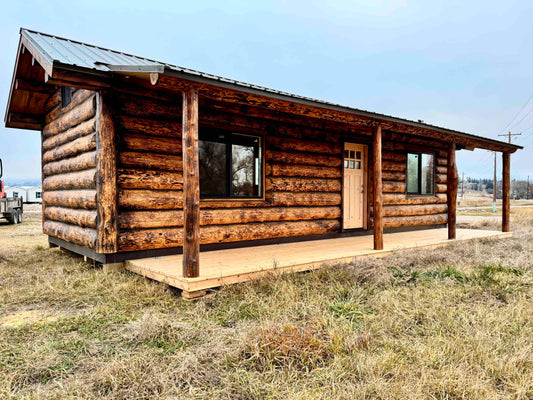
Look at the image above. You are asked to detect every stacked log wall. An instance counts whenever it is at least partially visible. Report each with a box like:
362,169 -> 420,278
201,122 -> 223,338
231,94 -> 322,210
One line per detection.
42,89 -> 97,248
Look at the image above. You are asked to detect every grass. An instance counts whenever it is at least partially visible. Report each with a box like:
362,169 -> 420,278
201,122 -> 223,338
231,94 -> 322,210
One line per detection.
1,205 -> 533,399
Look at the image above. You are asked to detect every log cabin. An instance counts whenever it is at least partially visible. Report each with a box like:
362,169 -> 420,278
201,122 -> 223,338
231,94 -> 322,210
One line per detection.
4,29 -> 522,297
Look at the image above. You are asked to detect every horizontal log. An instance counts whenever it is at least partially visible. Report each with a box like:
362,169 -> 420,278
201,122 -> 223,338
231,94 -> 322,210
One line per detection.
119,189 -> 183,210
436,166 -> 447,175
44,90 -> 61,113
118,94 -> 181,120
119,152 -> 183,171
117,168 -> 183,189
43,133 -> 96,163
266,150 -> 341,168
384,131 -> 447,150
118,115 -> 182,138
382,171 -> 405,181
267,136 -> 341,155
43,169 -> 96,191
120,132 -> 182,154
382,160 -> 405,172
382,141 -> 446,158
436,183 -> 447,193
382,204 -> 448,217
382,152 -> 406,162
266,163 -> 341,178
266,177 -> 341,192
43,220 -> 97,249
383,181 -> 405,193
45,89 -> 94,124
436,157 -> 447,166
435,173 -> 447,184
266,192 -> 341,206
43,190 -> 97,210
43,95 -> 95,137
118,219 -> 340,251
42,118 -> 95,151
44,206 -> 97,228
118,206 -> 341,229
383,213 -> 447,229
200,200 -> 273,209
383,193 -> 447,205
43,151 -> 97,176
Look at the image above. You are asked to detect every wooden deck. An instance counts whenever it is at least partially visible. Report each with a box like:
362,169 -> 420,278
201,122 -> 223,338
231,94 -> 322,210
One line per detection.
125,228 -> 512,298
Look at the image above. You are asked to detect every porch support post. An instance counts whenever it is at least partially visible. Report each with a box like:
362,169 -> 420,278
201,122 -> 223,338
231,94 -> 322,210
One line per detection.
182,88 -> 200,278
502,152 -> 510,232
372,123 -> 383,250
447,142 -> 458,239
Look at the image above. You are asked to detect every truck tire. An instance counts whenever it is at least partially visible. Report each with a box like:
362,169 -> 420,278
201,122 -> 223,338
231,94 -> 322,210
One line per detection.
18,209 -> 23,223
7,211 -> 15,224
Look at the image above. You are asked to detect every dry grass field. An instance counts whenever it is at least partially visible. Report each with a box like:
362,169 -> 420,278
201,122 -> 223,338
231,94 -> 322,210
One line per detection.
1,205 -> 532,399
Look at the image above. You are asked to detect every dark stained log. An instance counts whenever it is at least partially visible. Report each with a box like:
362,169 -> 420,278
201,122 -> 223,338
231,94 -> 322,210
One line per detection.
384,131 -> 447,150
120,132 -> 182,154
43,220 -> 97,249
96,91 -> 119,254
382,160 -> 405,172
373,124 -> 383,250
45,89 -> 94,124
447,142 -> 458,239
436,157 -> 447,166
118,206 -> 341,229
119,189 -> 183,210
436,166 -> 447,175
265,150 -> 341,168
266,164 -> 341,179
43,169 -> 96,191
15,78 -> 55,94
44,90 -> 61,113
435,183 -> 447,193
384,193 -> 447,205
266,192 -> 341,206
502,152 -> 510,232
118,219 -> 340,251
117,168 -> 183,189
118,92 -> 182,119
383,213 -> 448,229
43,95 -> 95,137
118,115 -> 182,138
42,133 -> 96,163
382,171 -> 405,181
43,190 -> 97,210
119,151 -> 182,171
200,200 -> 272,209
382,152 -> 406,162
267,136 -> 342,155
382,204 -> 448,217
44,206 -> 97,229
181,88 -> 200,278
45,68 -> 111,91
43,151 -> 97,176
382,141 -> 447,158
382,181 -> 405,193
266,177 -> 341,192
42,118 -> 96,151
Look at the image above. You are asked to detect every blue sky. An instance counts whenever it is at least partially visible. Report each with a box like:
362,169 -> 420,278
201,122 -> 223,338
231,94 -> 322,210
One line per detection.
0,0 -> 532,180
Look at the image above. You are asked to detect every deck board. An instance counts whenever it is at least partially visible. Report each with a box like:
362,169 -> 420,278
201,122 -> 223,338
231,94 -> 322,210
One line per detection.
125,228 -> 512,296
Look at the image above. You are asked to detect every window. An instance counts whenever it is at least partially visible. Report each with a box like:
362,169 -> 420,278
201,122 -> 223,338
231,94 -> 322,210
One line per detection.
344,149 -> 362,170
407,153 -> 435,195
13,192 -> 19,198
61,86 -> 73,108
36,191 -> 42,199
199,129 -> 263,198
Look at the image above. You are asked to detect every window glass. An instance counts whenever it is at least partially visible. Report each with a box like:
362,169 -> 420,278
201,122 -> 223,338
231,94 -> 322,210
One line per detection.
407,153 -> 419,193
199,130 -> 262,198
421,154 -> 435,195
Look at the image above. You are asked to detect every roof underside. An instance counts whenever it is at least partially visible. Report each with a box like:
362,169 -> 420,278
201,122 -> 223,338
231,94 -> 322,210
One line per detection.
4,28 -> 522,153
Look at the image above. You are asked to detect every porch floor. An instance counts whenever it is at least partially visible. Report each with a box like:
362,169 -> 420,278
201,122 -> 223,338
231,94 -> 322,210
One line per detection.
125,228 -> 512,297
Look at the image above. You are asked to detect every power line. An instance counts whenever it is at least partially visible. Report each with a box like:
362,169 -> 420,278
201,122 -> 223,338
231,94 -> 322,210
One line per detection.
509,106 -> 533,132
498,92 -> 533,135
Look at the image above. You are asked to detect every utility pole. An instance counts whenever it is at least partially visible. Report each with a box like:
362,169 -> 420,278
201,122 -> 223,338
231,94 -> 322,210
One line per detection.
528,176 -> 530,200
497,131 -> 520,204
493,151 -> 497,212
498,131 -> 522,143
461,172 -> 465,198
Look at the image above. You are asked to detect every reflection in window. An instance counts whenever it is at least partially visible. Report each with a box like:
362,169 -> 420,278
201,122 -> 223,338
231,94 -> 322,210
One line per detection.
199,130 -> 262,198
407,153 -> 434,195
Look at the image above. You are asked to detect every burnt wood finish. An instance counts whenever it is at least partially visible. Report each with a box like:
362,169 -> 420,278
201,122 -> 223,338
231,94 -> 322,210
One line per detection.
502,152 -> 510,232
182,88 -> 200,278
372,124 -> 383,250
96,91 -> 119,253
447,143 -> 458,239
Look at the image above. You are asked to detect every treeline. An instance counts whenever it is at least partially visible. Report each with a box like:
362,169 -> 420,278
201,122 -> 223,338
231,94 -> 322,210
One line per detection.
461,176 -> 532,199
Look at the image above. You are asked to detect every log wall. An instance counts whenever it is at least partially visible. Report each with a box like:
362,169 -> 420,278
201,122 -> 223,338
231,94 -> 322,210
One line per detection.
113,88 -> 448,252
42,88 -> 98,248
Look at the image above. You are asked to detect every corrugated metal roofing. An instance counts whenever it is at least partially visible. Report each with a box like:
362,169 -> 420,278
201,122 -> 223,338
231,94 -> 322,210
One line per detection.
19,28 -> 522,151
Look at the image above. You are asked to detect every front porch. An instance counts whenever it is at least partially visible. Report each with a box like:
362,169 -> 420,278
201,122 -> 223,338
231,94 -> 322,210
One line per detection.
125,228 -> 512,298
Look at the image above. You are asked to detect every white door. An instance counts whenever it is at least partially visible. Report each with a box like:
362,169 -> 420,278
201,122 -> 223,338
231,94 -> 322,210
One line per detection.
343,143 -> 366,229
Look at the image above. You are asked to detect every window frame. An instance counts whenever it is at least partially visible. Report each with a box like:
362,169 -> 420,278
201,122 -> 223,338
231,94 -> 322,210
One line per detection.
405,151 -> 436,196
198,127 -> 265,200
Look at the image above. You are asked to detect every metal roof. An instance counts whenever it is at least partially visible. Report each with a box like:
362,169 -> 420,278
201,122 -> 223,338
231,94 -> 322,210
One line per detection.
18,28 -> 522,151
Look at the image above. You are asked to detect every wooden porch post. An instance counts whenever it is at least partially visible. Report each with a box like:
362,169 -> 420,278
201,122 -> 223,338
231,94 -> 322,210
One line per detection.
502,152 -> 510,232
182,88 -> 200,277
447,142 -> 458,239
372,123 -> 383,250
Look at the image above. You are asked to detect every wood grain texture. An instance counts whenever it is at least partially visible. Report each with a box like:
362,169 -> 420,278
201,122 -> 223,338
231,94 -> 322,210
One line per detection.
502,152 -> 510,232
119,151 -> 182,171
43,94 -> 95,137
266,177 -> 341,192
43,169 -> 96,191
42,118 -> 95,151
44,206 -> 97,228
43,220 -> 97,248
117,168 -> 183,190
266,164 -> 341,178
447,143 -> 458,239
43,151 -> 97,176
383,213 -> 447,229
43,190 -> 97,210
119,189 -> 183,210
372,124 -> 383,250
